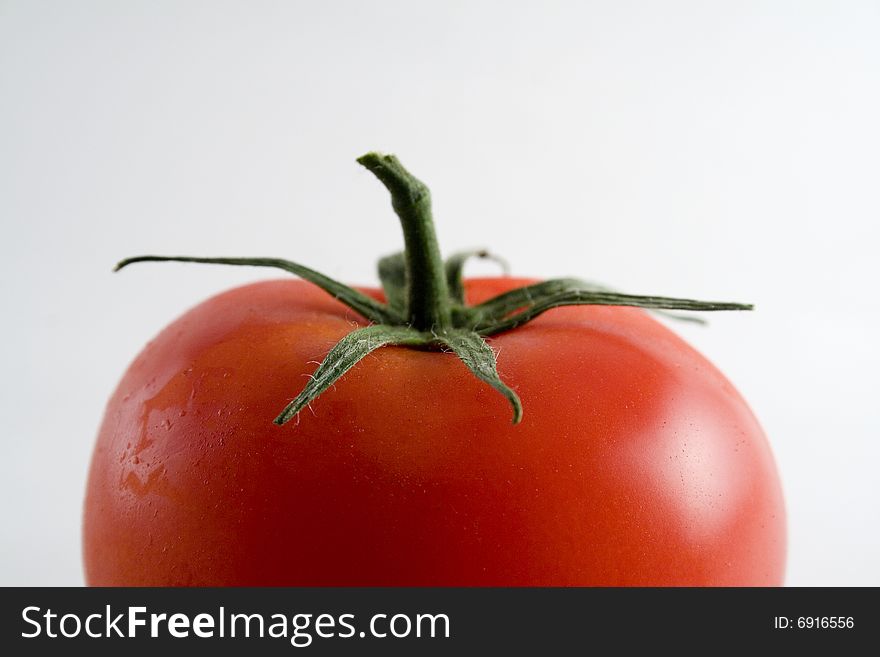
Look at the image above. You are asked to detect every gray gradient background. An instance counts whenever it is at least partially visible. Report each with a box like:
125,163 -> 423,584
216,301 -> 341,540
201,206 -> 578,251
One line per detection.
1,1 -> 878,585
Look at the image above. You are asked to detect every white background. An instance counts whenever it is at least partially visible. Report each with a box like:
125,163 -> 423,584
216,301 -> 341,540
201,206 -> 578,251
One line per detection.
2,1 -> 878,586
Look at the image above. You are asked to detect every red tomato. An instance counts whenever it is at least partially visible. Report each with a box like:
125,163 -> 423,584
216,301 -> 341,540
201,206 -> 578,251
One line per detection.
83,276 -> 785,586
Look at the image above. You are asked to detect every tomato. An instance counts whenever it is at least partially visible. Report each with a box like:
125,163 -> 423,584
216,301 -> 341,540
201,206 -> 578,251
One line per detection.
84,151 -> 784,585
84,276 -> 784,585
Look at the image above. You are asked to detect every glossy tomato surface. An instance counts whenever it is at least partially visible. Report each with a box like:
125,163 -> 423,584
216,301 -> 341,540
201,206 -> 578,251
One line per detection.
84,278 -> 785,585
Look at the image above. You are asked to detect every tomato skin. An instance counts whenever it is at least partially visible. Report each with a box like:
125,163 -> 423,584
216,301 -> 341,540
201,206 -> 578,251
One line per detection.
83,278 -> 785,586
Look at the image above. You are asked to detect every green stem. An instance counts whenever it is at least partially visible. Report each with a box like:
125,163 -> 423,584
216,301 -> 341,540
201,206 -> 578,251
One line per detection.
357,152 -> 452,331
114,255 -> 400,324
113,151 -> 756,428
445,249 -> 510,303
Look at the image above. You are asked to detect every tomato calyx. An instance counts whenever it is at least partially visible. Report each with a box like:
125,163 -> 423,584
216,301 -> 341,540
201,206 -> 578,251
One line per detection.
115,151 -> 753,427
